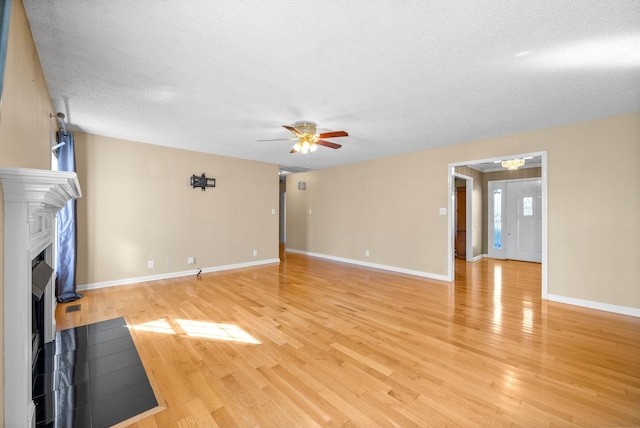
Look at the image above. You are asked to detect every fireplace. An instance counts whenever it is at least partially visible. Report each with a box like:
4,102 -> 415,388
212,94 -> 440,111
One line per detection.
31,249 -> 54,382
0,167 -> 81,428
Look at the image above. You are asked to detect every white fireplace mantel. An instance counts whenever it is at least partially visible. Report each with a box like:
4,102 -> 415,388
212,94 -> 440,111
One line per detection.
0,167 -> 82,428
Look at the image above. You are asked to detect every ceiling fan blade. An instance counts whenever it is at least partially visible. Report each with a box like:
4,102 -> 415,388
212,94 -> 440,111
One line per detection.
316,139 -> 342,149
318,131 -> 348,139
283,125 -> 302,136
257,138 -> 296,142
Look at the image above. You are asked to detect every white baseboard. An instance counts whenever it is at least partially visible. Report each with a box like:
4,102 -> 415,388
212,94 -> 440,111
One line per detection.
77,258 -> 281,291
285,249 -> 450,282
472,254 -> 486,262
547,294 -> 640,318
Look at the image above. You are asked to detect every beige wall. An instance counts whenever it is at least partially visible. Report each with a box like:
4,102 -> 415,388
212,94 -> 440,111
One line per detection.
0,0 -> 56,419
287,152 -> 453,275
287,112 -> 640,309
0,3 -> 53,168
75,133 -> 280,285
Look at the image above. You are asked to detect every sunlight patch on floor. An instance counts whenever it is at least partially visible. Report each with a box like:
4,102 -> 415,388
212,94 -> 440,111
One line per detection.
131,318 -> 261,344
176,319 -> 261,344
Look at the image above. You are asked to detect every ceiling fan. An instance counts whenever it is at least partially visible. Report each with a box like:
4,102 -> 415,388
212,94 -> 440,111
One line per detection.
259,121 -> 348,154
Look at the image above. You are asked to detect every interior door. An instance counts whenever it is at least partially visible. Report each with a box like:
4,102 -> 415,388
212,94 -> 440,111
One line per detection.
505,179 -> 542,262
455,186 -> 466,259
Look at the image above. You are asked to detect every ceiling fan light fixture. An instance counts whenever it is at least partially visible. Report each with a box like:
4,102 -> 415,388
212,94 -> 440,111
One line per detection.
295,137 -> 318,154
294,121 -> 317,135
265,121 -> 347,154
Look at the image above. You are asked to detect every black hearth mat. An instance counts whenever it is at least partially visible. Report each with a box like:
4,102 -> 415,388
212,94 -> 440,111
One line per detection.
33,317 -> 158,428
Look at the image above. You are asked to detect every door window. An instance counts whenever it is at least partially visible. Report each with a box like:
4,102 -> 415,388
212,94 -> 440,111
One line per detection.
523,196 -> 533,216
493,189 -> 502,250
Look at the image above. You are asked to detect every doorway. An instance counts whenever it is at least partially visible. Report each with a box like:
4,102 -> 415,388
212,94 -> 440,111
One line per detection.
448,151 -> 548,298
455,184 -> 466,259
454,173 -> 473,262
279,175 -> 286,260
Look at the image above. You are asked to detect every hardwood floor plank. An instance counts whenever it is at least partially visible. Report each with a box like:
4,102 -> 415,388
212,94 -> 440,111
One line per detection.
257,364 -> 333,425
56,254 -> 640,427
329,341 -> 394,377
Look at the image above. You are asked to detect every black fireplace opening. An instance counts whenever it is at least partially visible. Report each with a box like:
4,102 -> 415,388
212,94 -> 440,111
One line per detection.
31,250 -> 53,387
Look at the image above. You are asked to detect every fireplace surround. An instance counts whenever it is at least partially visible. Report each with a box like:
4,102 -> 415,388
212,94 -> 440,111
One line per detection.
0,167 -> 81,428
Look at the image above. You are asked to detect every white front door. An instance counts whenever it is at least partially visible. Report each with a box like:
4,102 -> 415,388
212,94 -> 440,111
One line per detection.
488,178 -> 542,262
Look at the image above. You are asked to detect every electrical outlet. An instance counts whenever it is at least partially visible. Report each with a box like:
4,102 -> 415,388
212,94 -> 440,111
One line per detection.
188,257 -> 195,265
147,260 -> 154,268
167,259 -> 172,267
365,250 -> 370,257
253,249 -> 258,256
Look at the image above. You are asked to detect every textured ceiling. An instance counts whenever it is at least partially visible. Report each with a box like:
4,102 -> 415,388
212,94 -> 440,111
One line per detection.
23,1 -> 640,172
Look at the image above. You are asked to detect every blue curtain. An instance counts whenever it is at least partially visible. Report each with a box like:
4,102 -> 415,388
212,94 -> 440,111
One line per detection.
0,0 -> 12,101
56,131 -> 82,302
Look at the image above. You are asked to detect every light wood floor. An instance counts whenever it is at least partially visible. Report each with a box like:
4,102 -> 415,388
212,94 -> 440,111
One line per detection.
56,254 -> 640,427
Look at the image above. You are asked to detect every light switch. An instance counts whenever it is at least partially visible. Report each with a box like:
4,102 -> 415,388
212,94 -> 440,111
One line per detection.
439,208 -> 447,215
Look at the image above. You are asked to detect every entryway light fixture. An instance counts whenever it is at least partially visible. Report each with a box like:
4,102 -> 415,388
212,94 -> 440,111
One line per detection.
501,158 -> 525,170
